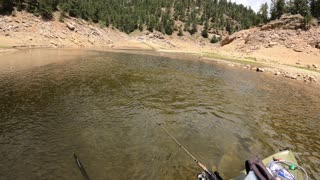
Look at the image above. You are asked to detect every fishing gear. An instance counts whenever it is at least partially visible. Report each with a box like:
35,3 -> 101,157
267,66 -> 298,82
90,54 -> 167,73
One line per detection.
270,158 -> 309,180
74,154 -> 90,180
111,75 -> 222,180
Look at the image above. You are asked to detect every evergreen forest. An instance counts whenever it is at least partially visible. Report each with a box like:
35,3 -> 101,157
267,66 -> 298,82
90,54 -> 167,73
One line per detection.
1,0 -> 320,35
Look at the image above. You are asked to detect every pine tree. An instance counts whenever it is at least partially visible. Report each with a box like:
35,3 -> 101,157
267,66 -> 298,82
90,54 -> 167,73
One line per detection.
303,10 -> 312,30
258,3 -> 268,23
286,0 -> 295,14
270,0 -> 277,20
0,0 -> 14,14
38,0 -> 54,20
201,21 -> 209,38
310,0 -> 320,17
276,0 -> 286,18
184,17 -> 191,31
147,16 -> 156,32
177,26 -> 183,36
210,35 -> 220,43
26,0 -> 39,15
292,0 -> 308,16
226,19 -> 234,34
138,20 -> 143,31
189,22 -> 197,35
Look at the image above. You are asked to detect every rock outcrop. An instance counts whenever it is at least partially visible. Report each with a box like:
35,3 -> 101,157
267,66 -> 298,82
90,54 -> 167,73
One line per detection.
220,34 -> 236,46
0,11 -> 116,48
261,14 -> 304,30
220,14 -> 320,53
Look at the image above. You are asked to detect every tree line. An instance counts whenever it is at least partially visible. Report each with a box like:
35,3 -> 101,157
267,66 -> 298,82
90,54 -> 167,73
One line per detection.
259,0 -> 320,29
268,0 -> 320,20
1,0 -> 320,36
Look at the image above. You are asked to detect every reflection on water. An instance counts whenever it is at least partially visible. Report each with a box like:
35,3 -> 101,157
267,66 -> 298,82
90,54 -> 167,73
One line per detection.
0,49 -> 319,179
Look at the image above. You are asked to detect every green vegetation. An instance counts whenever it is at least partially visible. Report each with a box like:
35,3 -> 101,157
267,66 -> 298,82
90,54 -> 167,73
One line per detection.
304,10 -> 313,30
270,0 -> 320,20
1,0 -> 319,35
258,3 -> 269,23
201,21 -> 209,38
210,35 -> 221,43
0,45 -> 10,48
203,52 -> 263,66
177,26 -> 183,36
288,64 -> 320,73
0,0 -> 262,35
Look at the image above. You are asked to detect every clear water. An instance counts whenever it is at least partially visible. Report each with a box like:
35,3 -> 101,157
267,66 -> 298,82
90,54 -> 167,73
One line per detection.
0,49 -> 319,179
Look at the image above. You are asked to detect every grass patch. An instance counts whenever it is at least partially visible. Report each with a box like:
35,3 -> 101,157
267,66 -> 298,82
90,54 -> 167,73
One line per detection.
202,52 -> 263,66
0,45 -> 10,49
286,64 -> 320,73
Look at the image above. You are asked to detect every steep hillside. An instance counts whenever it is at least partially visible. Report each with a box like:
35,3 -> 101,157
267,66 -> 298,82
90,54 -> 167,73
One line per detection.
0,11 -> 219,50
1,0 -> 262,38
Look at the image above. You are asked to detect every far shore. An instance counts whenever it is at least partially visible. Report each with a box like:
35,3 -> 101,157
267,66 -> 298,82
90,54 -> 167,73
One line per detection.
1,11 -> 319,85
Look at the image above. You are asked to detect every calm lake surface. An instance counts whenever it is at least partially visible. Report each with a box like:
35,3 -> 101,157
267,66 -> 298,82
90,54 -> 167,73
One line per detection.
0,49 -> 319,179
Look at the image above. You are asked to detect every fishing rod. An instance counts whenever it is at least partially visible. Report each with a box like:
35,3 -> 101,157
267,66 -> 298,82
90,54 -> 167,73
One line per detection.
112,75 -> 223,180
74,154 -> 90,180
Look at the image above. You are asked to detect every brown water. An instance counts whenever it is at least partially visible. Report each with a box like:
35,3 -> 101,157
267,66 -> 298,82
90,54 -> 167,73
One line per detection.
0,49 -> 319,179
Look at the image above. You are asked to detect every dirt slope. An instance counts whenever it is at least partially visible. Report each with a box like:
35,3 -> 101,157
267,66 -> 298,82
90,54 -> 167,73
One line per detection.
219,14 -> 320,70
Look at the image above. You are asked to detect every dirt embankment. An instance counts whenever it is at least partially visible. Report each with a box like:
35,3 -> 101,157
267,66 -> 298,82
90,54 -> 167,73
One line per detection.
1,11 -> 320,84
218,14 -> 320,83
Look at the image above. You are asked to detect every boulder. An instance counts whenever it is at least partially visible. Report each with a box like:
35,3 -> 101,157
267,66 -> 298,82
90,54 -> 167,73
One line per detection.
293,47 -> 303,52
148,32 -> 164,40
50,41 -> 58,47
220,34 -> 236,46
275,71 -> 281,75
285,74 -> 297,79
268,42 -> 278,47
256,68 -> 265,72
59,33 -> 66,39
66,22 -> 75,31
88,38 -> 95,44
308,40 -> 320,48
308,76 -> 317,82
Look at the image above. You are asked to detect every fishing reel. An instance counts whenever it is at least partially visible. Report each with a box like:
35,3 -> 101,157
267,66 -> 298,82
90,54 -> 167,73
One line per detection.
197,171 -> 223,180
198,172 -> 209,180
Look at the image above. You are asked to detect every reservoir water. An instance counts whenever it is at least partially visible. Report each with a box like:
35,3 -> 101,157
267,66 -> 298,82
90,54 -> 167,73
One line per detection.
0,49 -> 319,179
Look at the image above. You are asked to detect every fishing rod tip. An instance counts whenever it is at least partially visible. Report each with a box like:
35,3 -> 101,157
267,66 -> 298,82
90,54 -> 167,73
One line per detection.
74,153 -> 78,159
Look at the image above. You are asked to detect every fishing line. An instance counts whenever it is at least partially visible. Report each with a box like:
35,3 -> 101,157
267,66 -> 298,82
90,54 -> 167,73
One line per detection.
111,74 -> 220,179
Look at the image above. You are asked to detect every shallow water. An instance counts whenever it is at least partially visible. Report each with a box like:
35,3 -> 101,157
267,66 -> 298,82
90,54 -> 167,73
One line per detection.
0,49 -> 319,179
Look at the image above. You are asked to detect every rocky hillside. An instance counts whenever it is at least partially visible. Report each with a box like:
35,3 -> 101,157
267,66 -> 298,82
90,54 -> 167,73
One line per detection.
221,14 -> 320,52
220,14 -> 320,67
217,14 -> 320,83
0,11 -> 219,50
0,11 -> 119,48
